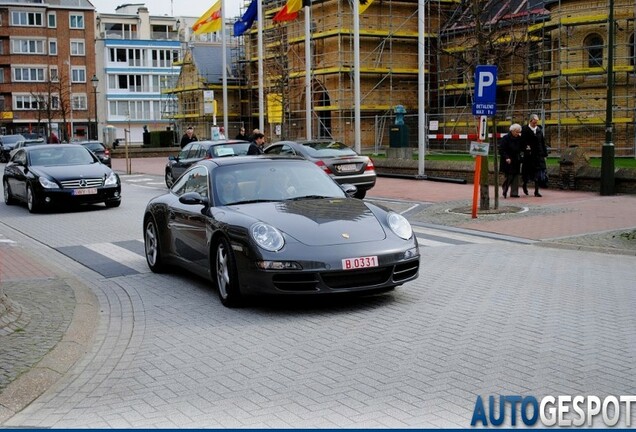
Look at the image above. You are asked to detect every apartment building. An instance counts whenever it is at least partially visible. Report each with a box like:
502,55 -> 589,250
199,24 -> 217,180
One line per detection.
0,0 -> 97,141
95,4 -> 187,144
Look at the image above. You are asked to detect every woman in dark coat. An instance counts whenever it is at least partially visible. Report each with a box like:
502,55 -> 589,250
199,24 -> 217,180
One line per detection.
498,123 -> 523,198
520,114 -> 548,197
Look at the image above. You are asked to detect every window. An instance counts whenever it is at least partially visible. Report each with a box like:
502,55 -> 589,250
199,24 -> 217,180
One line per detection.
13,67 -> 46,82
51,96 -> 60,110
172,166 -> 209,198
584,34 -> 604,68
49,67 -> 58,81
49,39 -> 57,55
150,49 -> 174,67
110,74 -> 144,91
47,12 -> 56,28
14,95 -> 42,110
70,40 -> 85,56
127,48 -> 142,66
11,39 -> 45,54
630,34 -> 635,67
72,94 -> 87,110
69,14 -> 84,29
11,11 -> 44,26
0,69 -> 4,84
104,22 -> 137,39
71,67 -> 86,83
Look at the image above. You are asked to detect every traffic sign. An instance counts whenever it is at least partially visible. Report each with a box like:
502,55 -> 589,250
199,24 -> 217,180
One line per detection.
472,65 -> 497,116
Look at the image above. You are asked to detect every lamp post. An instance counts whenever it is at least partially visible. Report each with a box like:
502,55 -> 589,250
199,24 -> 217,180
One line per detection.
600,0 -> 615,195
91,74 -> 99,140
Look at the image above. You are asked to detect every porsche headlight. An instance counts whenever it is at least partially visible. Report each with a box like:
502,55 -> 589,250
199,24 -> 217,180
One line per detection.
104,172 -> 119,186
250,222 -> 284,252
387,212 -> 413,240
38,177 -> 58,189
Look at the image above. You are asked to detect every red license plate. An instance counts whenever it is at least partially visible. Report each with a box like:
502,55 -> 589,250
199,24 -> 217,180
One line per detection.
72,188 -> 97,195
342,255 -> 379,270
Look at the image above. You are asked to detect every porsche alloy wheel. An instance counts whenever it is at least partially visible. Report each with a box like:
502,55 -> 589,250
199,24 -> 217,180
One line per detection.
144,217 -> 165,272
214,237 -> 242,308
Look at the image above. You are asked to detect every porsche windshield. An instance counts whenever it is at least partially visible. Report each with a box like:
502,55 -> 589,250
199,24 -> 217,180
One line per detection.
214,160 -> 346,205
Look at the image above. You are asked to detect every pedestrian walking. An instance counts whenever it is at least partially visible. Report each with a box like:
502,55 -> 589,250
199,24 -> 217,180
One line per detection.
247,132 -> 265,155
520,114 -> 549,197
180,127 -> 198,148
498,123 -> 523,198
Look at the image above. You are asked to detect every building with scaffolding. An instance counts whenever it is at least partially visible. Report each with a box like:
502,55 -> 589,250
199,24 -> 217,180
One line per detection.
528,0 -> 635,156
164,33 -> 243,141
172,0 -> 635,156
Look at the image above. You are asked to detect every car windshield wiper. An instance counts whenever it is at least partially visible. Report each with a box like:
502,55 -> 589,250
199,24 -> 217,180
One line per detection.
227,199 -> 279,205
288,195 -> 332,201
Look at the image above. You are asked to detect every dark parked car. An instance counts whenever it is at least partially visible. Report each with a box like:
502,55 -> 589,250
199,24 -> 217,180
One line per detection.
0,134 -> 25,163
264,140 -> 376,198
76,141 -> 112,167
10,138 -> 46,156
3,144 -> 121,213
165,139 -> 251,187
144,156 -> 420,307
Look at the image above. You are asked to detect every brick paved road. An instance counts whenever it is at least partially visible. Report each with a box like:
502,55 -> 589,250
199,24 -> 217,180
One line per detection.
1,163 -> 635,428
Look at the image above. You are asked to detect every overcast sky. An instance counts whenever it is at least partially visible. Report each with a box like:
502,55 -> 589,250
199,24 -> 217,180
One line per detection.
89,0 -> 243,19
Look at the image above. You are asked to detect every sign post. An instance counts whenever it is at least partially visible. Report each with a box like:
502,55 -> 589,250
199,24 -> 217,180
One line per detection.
471,66 -> 497,218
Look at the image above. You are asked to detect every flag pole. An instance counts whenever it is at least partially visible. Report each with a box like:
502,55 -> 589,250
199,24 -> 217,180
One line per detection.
304,1 -> 312,139
222,0 -> 229,134
352,0 -> 361,153
257,0 -> 265,132
417,0 -> 426,178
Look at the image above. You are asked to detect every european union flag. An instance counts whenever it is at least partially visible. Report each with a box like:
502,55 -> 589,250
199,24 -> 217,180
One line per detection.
233,0 -> 257,36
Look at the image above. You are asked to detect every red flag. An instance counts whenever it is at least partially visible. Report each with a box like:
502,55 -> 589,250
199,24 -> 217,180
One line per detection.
273,0 -> 303,22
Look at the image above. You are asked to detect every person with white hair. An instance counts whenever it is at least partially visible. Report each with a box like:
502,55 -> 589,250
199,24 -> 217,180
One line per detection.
521,114 -> 549,197
498,123 -> 523,198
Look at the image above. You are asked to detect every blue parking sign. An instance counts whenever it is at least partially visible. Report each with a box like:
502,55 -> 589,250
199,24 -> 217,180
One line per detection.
473,65 -> 497,116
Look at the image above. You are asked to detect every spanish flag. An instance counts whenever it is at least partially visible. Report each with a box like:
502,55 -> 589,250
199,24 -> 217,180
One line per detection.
192,0 -> 222,35
359,0 -> 375,14
273,0 -> 308,23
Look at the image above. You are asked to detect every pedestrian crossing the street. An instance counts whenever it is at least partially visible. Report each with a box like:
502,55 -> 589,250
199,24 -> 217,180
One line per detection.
55,227 -> 522,279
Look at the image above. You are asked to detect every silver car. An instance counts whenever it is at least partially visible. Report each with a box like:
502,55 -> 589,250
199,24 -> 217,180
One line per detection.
264,140 -> 376,198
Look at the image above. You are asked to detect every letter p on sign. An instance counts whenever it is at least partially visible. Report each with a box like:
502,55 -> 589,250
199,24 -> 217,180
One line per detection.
477,72 -> 494,97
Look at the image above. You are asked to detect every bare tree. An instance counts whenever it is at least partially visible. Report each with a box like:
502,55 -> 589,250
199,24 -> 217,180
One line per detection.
437,0 -> 537,209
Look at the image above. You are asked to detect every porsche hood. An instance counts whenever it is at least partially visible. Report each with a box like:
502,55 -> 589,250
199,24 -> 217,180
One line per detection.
235,198 -> 387,246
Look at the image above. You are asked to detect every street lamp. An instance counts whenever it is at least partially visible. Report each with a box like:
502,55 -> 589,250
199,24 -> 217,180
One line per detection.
91,74 -> 99,140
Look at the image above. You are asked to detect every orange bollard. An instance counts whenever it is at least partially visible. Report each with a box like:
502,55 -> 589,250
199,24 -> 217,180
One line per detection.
471,155 -> 481,218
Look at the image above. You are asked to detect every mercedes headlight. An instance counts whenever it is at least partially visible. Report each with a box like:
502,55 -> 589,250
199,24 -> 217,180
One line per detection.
104,172 -> 119,186
250,222 -> 284,252
387,212 -> 413,240
38,177 -> 58,189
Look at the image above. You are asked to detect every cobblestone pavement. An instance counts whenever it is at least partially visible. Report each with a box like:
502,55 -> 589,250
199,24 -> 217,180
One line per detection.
0,159 -> 634,427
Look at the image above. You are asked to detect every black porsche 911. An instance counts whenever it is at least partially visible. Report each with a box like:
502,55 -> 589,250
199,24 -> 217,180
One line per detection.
143,156 -> 420,307
3,144 -> 121,213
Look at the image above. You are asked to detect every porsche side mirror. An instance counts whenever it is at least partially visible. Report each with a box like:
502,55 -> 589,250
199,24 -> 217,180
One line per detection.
179,192 -> 209,206
341,184 -> 358,197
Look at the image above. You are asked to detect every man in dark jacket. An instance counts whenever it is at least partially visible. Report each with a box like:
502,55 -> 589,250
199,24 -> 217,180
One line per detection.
247,132 -> 265,155
520,114 -> 548,197
180,127 -> 198,148
498,123 -> 523,198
